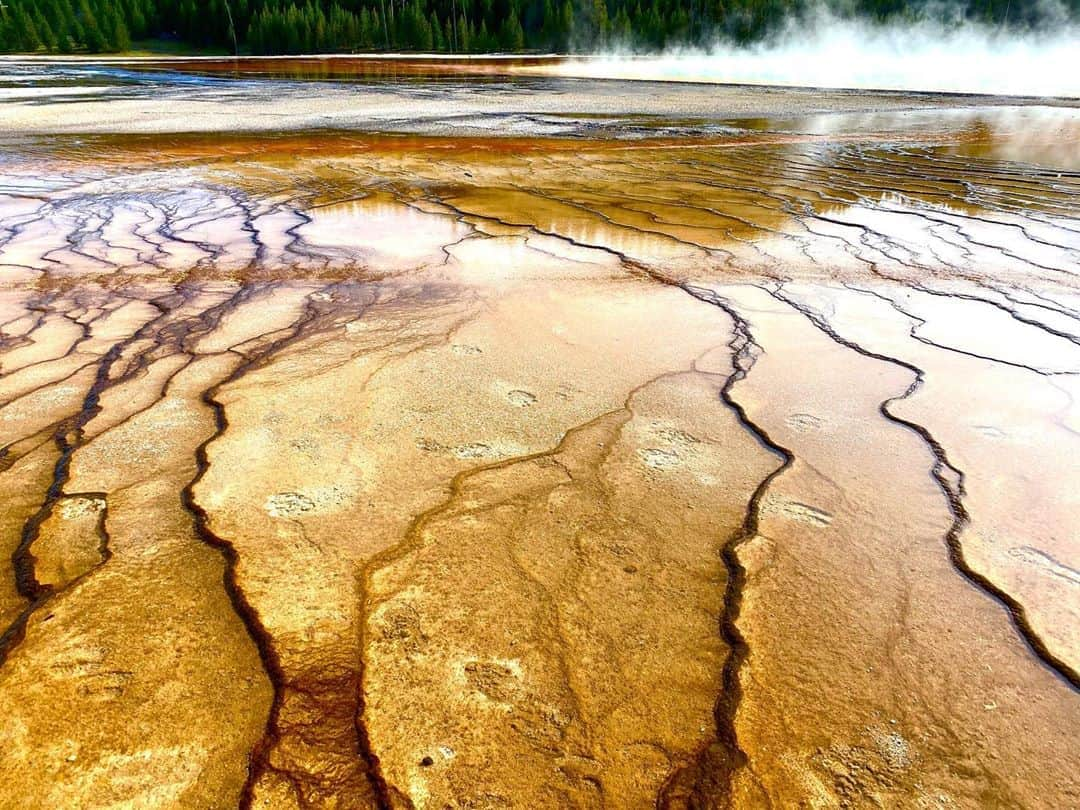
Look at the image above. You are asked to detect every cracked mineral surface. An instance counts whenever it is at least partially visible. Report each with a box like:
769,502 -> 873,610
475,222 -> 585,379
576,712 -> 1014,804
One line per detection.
0,57 -> 1078,809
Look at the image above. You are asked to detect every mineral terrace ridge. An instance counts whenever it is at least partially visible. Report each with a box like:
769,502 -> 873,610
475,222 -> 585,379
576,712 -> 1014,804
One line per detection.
0,57 -> 1078,810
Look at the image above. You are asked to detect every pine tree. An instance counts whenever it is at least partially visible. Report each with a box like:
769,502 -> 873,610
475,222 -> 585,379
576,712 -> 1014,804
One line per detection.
35,10 -> 60,50
500,12 -> 523,50
443,14 -> 453,50
592,0 -> 609,45
104,3 -> 131,50
127,0 -> 147,38
358,7 -> 373,47
456,12 -> 469,50
248,8 -> 263,52
558,0 -> 572,49
415,3 -> 434,49
0,8 -> 10,52
14,5 -> 44,51
539,0 -> 555,47
430,11 -> 444,49
611,6 -> 630,43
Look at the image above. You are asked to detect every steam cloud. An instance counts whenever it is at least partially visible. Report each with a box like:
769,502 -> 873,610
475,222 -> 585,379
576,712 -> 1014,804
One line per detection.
546,8 -> 1080,98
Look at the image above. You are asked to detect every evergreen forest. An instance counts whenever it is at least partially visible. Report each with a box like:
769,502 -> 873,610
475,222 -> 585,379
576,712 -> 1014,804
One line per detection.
1,0 -> 1076,55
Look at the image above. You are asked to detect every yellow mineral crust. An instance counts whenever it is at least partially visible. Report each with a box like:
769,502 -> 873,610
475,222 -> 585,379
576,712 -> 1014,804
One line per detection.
0,69 -> 1078,810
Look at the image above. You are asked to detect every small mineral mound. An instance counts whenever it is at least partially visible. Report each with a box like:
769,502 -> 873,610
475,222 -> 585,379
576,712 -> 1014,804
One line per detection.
640,448 -> 681,469
764,496 -> 833,527
264,492 -> 316,518
507,390 -> 537,407
32,494 -> 107,589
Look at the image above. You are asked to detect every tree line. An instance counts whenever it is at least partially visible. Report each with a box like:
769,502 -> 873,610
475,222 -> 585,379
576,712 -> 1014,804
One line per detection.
1,0 -> 1077,54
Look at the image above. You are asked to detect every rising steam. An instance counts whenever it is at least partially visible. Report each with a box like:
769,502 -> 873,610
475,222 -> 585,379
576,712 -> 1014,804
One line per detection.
538,8 -> 1080,98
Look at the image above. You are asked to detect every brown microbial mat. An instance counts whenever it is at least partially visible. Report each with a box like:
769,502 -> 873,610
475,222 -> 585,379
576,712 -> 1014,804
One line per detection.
0,59 -> 1078,809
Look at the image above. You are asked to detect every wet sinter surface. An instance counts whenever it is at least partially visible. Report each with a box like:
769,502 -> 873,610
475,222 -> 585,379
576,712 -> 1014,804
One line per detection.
0,59 -> 1078,809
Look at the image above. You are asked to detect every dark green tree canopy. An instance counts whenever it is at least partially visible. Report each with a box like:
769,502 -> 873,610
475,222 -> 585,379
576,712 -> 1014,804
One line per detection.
1,0 -> 1076,54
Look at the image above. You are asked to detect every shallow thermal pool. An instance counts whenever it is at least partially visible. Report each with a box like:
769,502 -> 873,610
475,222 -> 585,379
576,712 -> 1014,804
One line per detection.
0,57 -> 1078,809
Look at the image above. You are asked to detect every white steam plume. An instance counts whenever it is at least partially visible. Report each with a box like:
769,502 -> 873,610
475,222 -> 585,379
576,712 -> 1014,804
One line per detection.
534,8 -> 1080,98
